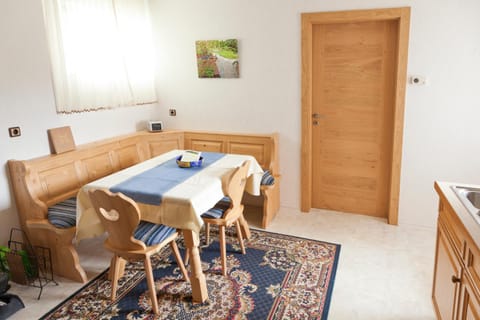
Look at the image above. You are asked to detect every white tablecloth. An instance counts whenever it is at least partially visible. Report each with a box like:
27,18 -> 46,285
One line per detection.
76,150 -> 263,241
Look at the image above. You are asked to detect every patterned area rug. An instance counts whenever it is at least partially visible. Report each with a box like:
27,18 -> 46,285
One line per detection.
41,229 -> 340,319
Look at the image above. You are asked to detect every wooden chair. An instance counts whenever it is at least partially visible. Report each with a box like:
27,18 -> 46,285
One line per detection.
187,160 -> 250,276
87,189 -> 189,315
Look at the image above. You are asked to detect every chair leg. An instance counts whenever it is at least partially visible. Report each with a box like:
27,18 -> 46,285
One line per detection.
205,223 -> 210,246
108,256 -> 126,281
235,220 -> 246,254
238,212 -> 251,240
170,241 -> 190,282
219,225 -> 227,276
111,255 -> 121,301
143,256 -> 159,315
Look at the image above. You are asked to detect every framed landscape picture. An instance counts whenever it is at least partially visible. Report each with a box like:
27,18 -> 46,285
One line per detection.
195,39 -> 239,78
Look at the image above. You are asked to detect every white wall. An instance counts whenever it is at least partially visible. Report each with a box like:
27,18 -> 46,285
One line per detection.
0,0 -> 160,245
1,0 -> 480,246
149,0 -> 480,228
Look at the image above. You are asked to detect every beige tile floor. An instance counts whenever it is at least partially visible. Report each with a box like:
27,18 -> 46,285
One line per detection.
7,207 -> 437,319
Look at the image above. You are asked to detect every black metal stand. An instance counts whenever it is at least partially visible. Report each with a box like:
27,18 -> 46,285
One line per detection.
6,228 -> 58,299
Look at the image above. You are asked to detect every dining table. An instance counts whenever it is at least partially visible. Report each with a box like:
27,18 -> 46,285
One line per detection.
76,149 -> 264,303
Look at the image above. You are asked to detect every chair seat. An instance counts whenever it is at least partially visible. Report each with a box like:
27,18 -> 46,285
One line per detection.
134,221 -> 176,246
47,197 -> 77,228
201,207 -> 226,219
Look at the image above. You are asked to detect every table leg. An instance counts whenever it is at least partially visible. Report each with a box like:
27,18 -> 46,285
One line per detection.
239,213 -> 251,240
182,230 -> 208,303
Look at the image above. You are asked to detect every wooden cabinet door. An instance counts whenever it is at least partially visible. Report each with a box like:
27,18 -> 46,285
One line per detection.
459,275 -> 480,320
433,223 -> 462,320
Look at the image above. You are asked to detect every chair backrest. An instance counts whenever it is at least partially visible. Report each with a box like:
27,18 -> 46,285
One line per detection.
223,160 -> 250,217
88,189 -> 146,252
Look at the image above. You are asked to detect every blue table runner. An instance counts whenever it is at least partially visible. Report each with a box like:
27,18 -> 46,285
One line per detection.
110,152 -> 225,205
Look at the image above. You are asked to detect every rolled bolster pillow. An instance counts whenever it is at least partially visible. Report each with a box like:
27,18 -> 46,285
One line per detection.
261,170 -> 275,186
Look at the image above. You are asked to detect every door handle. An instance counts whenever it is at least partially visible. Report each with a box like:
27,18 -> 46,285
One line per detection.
312,112 -> 326,119
312,113 -> 324,125
451,275 -> 461,283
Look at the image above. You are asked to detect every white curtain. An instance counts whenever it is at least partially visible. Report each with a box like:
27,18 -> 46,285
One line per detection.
42,0 -> 157,113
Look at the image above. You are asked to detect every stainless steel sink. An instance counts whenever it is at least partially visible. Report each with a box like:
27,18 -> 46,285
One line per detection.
466,191 -> 480,209
451,186 -> 480,221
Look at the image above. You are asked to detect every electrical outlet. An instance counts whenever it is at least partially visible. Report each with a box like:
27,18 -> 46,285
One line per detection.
8,126 -> 21,137
169,109 -> 176,116
409,75 -> 427,86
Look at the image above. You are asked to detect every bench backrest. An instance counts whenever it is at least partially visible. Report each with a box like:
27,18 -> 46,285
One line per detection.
7,130 -> 278,231
183,131 -> 279,174
8,131 -> 184,228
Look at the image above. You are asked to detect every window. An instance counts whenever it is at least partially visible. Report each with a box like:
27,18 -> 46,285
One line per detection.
42,0 -> 157,113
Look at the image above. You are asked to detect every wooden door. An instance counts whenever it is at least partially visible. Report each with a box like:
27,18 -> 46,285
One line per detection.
301,8 -> 410,223
311,20 -> 396,217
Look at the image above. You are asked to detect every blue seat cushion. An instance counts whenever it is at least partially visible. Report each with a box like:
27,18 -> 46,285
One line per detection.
261,170 -> 275,185
47,197 -> 77,228
134,221 -> 176,246
220,196 -> 230,203
218,196 -> 231,207
201,207 -> 226,219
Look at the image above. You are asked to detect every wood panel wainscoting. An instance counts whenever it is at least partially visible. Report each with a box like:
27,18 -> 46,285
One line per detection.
7,130 -> 280,283
301,8 -> 410,224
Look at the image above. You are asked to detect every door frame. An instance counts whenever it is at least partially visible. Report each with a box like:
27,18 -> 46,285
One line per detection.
300,7 -> 410,225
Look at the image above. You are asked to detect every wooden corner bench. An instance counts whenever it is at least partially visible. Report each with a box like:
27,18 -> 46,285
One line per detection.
8,130 -> 280,283
183,131 -> 280,228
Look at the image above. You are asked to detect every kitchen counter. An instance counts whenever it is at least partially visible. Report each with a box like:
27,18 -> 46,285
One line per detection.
434,181 -> 480,248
